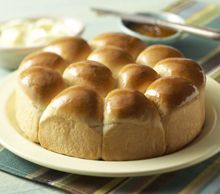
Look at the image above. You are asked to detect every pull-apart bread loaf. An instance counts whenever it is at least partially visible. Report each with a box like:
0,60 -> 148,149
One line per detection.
15,32 -> 206,160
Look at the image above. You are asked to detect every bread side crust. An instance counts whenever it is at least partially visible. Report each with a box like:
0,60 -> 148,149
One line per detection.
39,115 -> 102,160
163,94 -> 204,153
15,87 -> 42,143
102,121 -> 165,161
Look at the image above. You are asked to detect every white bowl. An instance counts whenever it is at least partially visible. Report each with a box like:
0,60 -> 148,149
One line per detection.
0,16 -> 84,69
118,12 -> 185,45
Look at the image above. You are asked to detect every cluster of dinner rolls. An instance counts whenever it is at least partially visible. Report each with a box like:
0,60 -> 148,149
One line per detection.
15,32 -> 206,161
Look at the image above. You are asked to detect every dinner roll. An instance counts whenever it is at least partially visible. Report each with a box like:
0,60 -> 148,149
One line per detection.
154,58 -> 205,90
145,77 -> 203,153
90,32 -> 146,59
63,60 -> 115,97
136,45 -> 184,67
154,58 -> 206,123
43,37 -> 92,64
19,51 -> 67,73
39,86 -> 103,159
102,89 -> 166,160
15,66 -> 66,142
87,46 -> 134,77
118,63 -> 159,93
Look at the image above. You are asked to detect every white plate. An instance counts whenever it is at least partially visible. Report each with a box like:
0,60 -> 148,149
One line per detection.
0,72 -> 220,177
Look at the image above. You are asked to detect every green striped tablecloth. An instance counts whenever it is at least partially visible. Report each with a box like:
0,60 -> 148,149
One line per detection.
0,0 -> 220,193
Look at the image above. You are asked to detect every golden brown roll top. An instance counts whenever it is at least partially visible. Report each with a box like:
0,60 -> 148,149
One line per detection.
17,66 -> 66,109
103,88 -> 166,160
153,58 -> 206,125
90,32 -> 146,59
136,45 -> 184,67
154,58 -> 206,90
19,51 -> 67,73
43,37 -> 92,64
87,46 -> 134,77
145,76 -> 199,116
118,63 -> 159,93
104,88 -> 159,123
41,86 -> 103,125
63,60 -> 115,97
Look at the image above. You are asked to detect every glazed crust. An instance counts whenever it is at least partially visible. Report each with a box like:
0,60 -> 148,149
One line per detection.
43,37 -> 92,64
90,32 -> 146,59
154,58 -> 205,89
63,60 -> 115,96
42,85 -> 103,123
136,44 -> 184,67
87,46 -> 134,77
118,63 -> 159,92
19,51 -> 67,73
145,76 -> 199,115
18,66 -> 66,108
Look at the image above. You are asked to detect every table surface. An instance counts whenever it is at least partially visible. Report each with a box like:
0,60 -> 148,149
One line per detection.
0,0 -> 220,193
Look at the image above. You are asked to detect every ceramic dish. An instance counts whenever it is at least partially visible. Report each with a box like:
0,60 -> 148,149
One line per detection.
0,72 -> 220,177
0,17 -> 84,69
118,12 -> 185,45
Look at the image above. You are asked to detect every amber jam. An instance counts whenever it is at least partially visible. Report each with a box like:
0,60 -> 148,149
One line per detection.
129,23 -> 177,38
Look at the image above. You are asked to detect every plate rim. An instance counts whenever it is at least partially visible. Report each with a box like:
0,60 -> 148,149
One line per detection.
0,72 -> 220,177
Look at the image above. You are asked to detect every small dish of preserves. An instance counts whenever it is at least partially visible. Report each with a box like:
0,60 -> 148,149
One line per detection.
129,23 -> 177,38
118,12 -> 185,44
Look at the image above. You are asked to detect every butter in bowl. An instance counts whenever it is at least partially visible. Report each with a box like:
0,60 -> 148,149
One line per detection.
0,17 -> 84,69
118,12 -> 185,45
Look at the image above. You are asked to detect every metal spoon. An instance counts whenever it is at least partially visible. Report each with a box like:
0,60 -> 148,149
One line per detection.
91,7 -> 220,40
